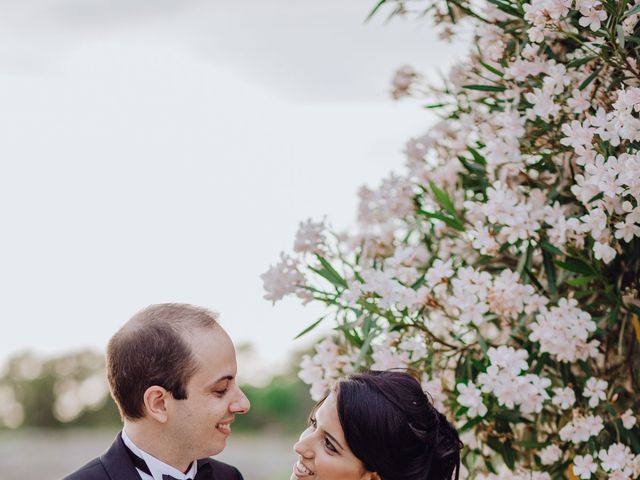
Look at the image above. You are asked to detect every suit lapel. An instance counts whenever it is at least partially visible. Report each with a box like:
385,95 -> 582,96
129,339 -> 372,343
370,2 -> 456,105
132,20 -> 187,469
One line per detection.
100,432 -> 144,480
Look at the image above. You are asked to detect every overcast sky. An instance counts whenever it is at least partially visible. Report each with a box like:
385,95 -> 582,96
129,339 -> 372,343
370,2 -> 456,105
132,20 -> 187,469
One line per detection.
0,0 -> 465,377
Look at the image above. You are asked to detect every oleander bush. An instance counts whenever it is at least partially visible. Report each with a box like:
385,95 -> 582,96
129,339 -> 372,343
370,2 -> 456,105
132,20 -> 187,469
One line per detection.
263,0 -> 640,478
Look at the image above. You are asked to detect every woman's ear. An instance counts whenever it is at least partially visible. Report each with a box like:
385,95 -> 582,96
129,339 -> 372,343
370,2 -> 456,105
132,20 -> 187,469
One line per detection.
142,386 -> 170,423
362,471 -> 381,480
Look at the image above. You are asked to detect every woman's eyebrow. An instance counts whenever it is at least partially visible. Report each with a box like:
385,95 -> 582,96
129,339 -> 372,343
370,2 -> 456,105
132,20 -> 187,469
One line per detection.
323,430 -> 344,451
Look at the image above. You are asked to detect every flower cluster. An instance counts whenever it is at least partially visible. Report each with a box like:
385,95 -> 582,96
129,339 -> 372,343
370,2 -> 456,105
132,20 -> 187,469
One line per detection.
264,0 -> 640,477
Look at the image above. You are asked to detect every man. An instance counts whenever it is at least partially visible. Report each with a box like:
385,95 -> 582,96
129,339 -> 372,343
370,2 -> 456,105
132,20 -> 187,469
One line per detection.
64,303 -> 250,480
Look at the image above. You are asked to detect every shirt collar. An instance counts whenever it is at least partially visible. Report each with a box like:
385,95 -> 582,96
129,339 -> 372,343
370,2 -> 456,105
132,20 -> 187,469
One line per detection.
122,428 -> 198,480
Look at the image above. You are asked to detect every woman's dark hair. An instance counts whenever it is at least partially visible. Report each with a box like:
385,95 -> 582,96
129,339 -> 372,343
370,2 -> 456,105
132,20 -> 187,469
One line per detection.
334,370 -> 462,480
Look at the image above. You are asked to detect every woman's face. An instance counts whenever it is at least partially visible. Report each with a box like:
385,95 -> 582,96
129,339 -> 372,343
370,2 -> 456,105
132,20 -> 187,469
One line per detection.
291,392 -> 377,480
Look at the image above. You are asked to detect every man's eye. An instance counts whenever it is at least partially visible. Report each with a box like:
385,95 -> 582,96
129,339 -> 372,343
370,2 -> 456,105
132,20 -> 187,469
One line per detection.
213,388 -> 229,397
308,417 -> 317,428
324,437 -> 337,453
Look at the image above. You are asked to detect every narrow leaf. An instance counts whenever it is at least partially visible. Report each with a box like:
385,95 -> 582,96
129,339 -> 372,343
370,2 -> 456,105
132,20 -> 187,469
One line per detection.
365,0 -> 387,21
418,209 -> 465,231
556,257 -> 595,275
540,240 -> 564,256
579,66 -> 603,91
623,3 -> 640,18
429,181 -> 457,217
462,84 -> 506,92
479,61 -> 504,77
566,276 -> 595,287
617,25 -> 626,49
542,249 -> 557,295
294,317 -> 326,339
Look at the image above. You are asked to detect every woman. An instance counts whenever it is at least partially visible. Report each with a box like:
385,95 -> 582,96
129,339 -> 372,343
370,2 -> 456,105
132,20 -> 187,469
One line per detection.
291,370 -> 462,480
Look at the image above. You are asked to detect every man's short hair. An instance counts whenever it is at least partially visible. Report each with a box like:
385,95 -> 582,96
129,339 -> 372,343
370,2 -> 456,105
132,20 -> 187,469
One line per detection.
106,303 -> 219,419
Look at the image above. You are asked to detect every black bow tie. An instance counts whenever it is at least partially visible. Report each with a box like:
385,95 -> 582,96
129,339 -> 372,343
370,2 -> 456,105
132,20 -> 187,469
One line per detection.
163,464 -> 212,480
124,443 -> 212,480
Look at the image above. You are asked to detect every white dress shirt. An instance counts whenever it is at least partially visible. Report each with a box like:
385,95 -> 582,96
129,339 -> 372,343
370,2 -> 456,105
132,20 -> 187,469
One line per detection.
122,428 -> 198,480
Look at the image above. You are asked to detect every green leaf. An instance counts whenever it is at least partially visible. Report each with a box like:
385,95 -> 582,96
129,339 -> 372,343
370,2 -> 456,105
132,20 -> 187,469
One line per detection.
617,25 -> 626,49
556,257 -> 595,275
579,65 -> 603,91
365,0 -> 387,21
542,249 -> 557,295
486,0 -> 523,17
458,155 -> 486,173
356,324 -> 377,365
623,3 -> 640,18
479,61 -> 504,77
462,84 -> 506,92
294,316 -> 326,339
424,102 -> 448,109
567,55 -> 597,68
417,209 -> 465,231
540,240 -> 564,256
429,181 -> 457,217
468,147 -> 487,165
587,191 -> 605,204
608,303 -> 621,327
566,276 -> 595,287
478,336 -> 489,355
516,440 -> 548,449
311,255 -> 348,288
459,416 -> 483,433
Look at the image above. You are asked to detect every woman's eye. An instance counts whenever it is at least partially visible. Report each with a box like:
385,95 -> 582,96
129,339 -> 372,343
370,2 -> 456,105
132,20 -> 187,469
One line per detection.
214,388 -> 229,397
309,417 -> 317,428
324,437 -> 337,453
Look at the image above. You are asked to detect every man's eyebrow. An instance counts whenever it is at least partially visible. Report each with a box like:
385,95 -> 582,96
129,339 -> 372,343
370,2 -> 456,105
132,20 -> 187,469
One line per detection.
205,375 -> 234,389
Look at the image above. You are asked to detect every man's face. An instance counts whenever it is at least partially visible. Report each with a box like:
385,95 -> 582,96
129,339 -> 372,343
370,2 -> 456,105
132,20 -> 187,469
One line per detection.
167,326 -> 250,460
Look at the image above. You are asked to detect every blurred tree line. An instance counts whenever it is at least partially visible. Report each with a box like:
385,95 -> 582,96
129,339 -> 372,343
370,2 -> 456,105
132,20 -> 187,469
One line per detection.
0,347 -> 314,434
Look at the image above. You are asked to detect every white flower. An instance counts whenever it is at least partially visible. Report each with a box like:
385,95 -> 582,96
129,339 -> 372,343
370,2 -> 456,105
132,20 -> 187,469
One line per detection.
261,253 -> 306,303
293,218 -> 326,254
391,65 -> 418,99
552,387 -> 576,409
614,218 -> 640,243
456,382 -> 487,418
421,374 -> 447,412
360,268 -> 417,310
578,4 -> 608,31
621,409 -> 637,430
598,443 -> 635,473
487,346 -> 529,375
539,444 -> 562,465
568,88 -> 591,113
583,377 -> 607,408
425,259 -> 454,289
525,85 -> 561,121
593,241 -> 616,264
561,120 -> 594,149
529,298 -> 597,362
299,338 -> 358,401
559,414 -> 604,444
572,454 -> 598,479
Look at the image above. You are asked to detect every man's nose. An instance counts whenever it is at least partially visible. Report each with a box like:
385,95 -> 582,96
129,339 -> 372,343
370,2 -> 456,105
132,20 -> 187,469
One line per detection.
230,385 -> 250,414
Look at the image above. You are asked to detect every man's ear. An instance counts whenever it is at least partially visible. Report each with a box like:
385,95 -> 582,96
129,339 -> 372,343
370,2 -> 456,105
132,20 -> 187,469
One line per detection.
142,386 -> 170,423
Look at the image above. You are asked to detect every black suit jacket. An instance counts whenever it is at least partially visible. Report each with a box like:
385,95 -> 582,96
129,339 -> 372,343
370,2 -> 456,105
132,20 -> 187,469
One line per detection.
63,432 -> 244,480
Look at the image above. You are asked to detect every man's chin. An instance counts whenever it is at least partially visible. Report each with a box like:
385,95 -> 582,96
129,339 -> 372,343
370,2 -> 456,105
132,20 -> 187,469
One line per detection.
204,440 -> 226,458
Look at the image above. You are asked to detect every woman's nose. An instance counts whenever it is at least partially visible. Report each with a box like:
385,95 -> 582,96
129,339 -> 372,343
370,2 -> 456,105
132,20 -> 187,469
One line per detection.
293,431 -> 314,458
